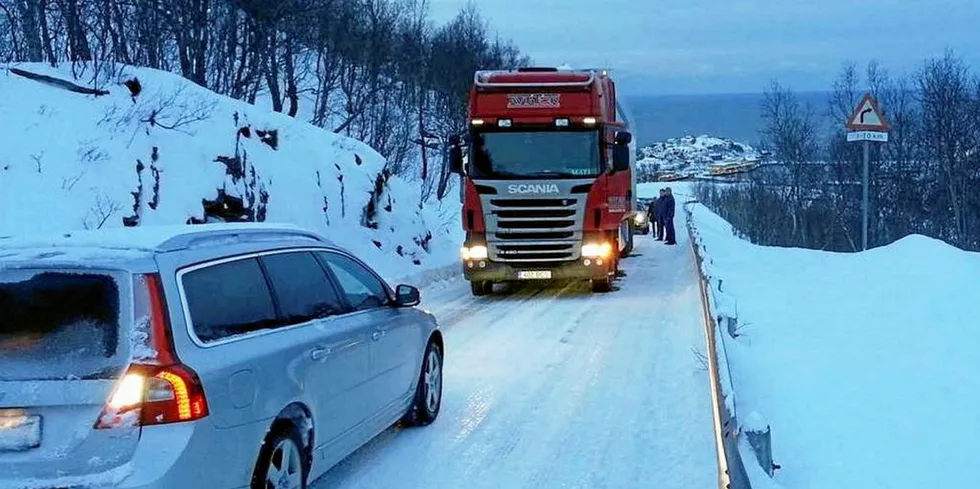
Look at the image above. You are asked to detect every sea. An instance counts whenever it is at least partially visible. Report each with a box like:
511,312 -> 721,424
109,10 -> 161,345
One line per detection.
624,91 -> 836,147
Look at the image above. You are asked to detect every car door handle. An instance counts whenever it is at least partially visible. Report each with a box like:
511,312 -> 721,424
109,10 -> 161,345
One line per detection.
371,331 -> 385,341
310,347 -> 331,361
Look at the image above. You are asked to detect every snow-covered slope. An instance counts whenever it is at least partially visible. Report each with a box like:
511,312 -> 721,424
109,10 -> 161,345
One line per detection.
0,64 -> 461,282
688,202 -> 980,489
637,135 -> 761,181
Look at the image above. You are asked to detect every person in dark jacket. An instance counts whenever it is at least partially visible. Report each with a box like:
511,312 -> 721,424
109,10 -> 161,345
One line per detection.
645,199 -> 658,237
663,187 -> 677,245
654,189 -> 667,241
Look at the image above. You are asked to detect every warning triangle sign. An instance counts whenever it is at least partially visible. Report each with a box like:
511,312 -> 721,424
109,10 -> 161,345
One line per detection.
846,93 -> 890,131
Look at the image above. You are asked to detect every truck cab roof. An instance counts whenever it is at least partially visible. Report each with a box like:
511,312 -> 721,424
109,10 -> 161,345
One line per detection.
475,69 -> 598,89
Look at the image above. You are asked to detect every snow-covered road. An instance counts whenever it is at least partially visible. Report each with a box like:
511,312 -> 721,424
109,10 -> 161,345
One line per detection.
312,229 -> 718,489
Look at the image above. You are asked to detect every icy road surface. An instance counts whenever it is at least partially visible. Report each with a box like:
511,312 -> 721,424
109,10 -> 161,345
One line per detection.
313,231 -> 718,489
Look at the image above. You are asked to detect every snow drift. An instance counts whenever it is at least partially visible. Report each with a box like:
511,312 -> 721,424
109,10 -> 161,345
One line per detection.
0,63 -> 461,282
687,201 -> 980,489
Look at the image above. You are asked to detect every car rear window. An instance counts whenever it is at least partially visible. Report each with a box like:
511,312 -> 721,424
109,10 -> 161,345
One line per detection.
0,270 -> 125,381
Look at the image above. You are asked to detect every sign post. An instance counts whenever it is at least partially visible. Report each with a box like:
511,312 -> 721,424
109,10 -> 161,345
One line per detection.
845,93 -> 890,251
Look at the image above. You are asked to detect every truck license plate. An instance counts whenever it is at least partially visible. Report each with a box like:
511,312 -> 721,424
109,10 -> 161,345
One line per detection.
517,270 -> 552,280
0,413 -> 41,452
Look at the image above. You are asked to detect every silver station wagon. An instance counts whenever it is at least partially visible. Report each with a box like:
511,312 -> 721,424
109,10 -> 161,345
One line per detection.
0,223 -> 444,489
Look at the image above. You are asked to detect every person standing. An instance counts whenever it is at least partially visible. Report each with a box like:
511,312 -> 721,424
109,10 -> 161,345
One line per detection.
664,187 -> 676,245
646,198 -> 658,237
655,189 -> 667,241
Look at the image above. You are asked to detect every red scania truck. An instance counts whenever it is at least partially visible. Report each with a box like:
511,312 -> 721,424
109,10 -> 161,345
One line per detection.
449,67 -> 637,295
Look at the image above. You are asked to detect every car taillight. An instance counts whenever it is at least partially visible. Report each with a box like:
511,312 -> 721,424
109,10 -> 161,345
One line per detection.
95,274 -> 210,430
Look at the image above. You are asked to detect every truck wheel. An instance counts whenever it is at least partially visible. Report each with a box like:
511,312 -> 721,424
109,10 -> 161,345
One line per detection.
470,280 -> 492,296
620,221 -> 634,258
591,276 -> 612,293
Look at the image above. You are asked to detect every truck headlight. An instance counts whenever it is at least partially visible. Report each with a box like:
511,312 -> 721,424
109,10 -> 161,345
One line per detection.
634,212 -> 647,224
581,242 -> 613,258
461,245 -> 488,260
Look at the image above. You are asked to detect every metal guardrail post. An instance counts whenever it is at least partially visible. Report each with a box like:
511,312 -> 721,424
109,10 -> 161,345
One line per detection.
745,424 -> 775,477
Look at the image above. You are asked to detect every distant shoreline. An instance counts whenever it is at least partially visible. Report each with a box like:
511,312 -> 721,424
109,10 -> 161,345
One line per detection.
624,91 -> 835,146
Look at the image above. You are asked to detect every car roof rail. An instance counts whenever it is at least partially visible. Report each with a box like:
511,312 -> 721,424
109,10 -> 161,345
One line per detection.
156,224 -> 331,252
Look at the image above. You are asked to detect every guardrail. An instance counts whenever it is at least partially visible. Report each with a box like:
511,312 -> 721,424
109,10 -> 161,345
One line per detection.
685,200 -> 753,489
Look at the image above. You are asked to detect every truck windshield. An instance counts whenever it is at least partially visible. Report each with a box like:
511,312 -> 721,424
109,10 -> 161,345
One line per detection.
468,131 -> 601,179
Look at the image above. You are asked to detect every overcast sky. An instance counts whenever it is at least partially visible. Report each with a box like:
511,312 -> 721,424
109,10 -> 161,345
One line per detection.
427,0 -> 980,95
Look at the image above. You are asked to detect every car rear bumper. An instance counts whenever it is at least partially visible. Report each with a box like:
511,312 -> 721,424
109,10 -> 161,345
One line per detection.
1,418 -> 264,489
464,258 -> 612,283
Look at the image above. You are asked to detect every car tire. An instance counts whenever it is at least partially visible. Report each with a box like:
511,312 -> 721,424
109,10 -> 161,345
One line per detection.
470,280 -> 492,296
402,340 -> 443,427
251,421 -> 309,489
591,276 -> 612,293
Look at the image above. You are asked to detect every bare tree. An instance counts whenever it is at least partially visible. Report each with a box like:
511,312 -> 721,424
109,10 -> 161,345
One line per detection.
700,52 -> 980,253
917,51 -> 976,247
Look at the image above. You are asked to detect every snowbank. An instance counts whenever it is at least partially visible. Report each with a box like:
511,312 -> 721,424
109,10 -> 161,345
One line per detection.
687,202 -> 980,489
0,63 -> 462,284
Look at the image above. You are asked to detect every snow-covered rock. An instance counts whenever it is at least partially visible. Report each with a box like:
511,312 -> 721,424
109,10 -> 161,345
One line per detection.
0,63 -> 461,282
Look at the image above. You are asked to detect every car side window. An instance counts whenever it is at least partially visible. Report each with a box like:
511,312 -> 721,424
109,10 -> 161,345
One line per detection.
182,257 -> 279,343
260,251 -> 348,324
317,252 -> 389,311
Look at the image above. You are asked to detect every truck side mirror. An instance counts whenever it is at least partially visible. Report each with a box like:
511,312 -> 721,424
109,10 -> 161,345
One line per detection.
449,144 -> 464,174
614,131 -> 632,145
448,135 -> 464,174
612,145 -> 631,172
612,131 -> 632,172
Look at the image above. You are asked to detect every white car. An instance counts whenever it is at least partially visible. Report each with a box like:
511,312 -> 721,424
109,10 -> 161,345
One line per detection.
0,223 -> 444,489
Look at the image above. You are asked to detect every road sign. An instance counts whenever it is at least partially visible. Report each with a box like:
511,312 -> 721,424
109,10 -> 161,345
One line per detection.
846,131 -> 889,142
845,92 -> 890,252
846,93 -> 890,132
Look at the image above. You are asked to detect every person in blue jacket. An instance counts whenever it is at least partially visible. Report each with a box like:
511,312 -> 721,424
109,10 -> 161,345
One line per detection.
663,187 -> 676,245
654,188 -> 667,241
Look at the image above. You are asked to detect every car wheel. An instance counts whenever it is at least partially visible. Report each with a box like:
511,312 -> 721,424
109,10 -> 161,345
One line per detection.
251,422 -> 308,489
402,341 -> 443,427
470,280 -> 492,296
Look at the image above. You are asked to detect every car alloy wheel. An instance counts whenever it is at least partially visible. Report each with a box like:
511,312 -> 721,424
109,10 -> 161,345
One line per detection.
265,437 -> 304,489
424,347 -> 442,414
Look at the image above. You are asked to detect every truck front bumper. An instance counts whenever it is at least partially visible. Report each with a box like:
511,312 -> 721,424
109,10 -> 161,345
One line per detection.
463,258 -> 613,283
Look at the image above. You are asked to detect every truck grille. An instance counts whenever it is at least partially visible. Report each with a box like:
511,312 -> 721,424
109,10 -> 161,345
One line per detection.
488,198 -> 580,262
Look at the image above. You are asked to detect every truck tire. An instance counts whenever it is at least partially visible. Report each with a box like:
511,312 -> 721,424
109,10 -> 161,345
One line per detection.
620,221 -> 634,258
470,280 -> 492,296
591,276 -> 612,293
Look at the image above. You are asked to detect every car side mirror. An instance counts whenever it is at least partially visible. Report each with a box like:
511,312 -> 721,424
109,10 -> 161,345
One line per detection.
394,284 -> 421,307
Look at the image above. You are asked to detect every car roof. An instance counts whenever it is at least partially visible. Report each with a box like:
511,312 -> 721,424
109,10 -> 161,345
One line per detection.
0,223 -> 335,270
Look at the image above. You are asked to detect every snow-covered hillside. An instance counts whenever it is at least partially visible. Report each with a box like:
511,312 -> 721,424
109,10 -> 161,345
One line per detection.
637,135 -> 762,182
0,63 -> 461,282
687,200 -> 980,489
